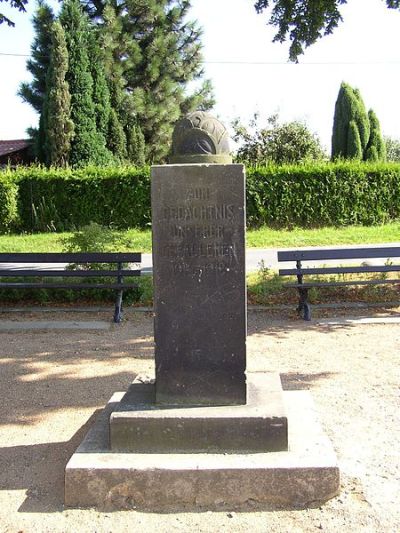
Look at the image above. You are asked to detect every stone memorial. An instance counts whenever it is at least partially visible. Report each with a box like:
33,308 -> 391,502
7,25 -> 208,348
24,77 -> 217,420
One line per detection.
64,112 -> 340,510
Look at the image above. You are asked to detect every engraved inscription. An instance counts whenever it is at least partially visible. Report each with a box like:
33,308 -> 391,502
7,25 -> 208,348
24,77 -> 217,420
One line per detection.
170,225 -> 225,239
157,181 -> 242,277
163,204 -> 234,222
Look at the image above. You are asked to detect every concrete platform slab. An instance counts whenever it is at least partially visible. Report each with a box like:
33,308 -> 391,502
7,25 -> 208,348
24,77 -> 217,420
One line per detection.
110,373 -> 288,453
65,388 -> 340,510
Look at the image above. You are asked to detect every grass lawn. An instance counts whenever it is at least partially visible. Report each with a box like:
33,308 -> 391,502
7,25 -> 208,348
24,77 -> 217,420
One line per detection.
0,222 -> 399,253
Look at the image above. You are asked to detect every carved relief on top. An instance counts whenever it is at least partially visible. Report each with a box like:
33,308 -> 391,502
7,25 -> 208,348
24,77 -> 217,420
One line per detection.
170,111 -> 232,164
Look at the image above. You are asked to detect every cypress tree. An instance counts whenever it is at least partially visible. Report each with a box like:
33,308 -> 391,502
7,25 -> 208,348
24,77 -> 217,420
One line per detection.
126,121 -> 146,167
331,82 -> 370,160
60,0 -> 111,166
44,21 -> 74,167
365,109 -> 386,162
19,1 -> 54,161
100,3 -> 128,160
347,120 -> 363,160
87,29 -> 111,144
108,108 -> 127,161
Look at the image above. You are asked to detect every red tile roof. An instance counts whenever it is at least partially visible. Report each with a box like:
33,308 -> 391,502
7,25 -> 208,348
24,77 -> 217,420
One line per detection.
0,139 -> 32,157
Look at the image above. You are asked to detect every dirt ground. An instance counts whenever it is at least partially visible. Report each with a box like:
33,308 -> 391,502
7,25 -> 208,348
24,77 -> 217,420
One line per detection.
0,306 -> 399,533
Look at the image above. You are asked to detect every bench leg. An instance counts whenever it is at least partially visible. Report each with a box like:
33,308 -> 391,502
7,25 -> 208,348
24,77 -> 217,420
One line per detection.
114,290 -> 123,324
297,287 -> 311,321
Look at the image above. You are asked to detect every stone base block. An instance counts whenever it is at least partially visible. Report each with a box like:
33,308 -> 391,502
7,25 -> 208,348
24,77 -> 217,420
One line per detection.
65,389 -> 340,510
110,372 -> 288,453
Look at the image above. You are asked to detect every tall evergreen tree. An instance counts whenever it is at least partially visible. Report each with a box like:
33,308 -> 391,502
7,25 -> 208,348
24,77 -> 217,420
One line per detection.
126,120 -> 146,167
44,20 -> 74,167
60,0 -> 111,166
19,0 -> 54,113
84,0 -> 214,163
332,82 -> 386,162
87,29 -> 111,143
100,3 -> 128,160
365,109 -> 386,162
331,82 -> 370,160
19,1 -> 54,161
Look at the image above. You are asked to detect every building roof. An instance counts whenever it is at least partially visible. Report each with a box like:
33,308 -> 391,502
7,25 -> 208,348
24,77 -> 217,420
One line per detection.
0,139 -> 32,157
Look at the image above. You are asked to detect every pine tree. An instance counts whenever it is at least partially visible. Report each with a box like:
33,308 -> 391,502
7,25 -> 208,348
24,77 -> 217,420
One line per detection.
19,1 -> 54,161
84,0 -> 214,163
44,21 -> 74,167
60,0 -> 111,166
365,109 -> 386,162
331,82 -> 370,160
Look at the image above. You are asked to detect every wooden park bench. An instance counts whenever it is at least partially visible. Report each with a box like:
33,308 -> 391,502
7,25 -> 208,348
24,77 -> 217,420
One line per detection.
0,252 -> 141,323
277,246 -> 400,321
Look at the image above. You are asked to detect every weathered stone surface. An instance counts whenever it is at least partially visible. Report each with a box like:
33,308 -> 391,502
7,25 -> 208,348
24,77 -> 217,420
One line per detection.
109,373 -> 288,453
65,389 -> 340,510
170,111 -> 232,164
151,164 -> 246,406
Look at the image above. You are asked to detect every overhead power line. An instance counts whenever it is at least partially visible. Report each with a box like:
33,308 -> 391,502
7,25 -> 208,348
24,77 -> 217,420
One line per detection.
1,51 -> 400,65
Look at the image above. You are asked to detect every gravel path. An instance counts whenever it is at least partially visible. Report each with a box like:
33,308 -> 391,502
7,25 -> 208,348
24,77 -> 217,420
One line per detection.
0,308 -> 399,532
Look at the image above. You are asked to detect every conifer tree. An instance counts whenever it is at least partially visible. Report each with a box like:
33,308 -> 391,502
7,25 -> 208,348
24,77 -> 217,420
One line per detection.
126,121 -> 146,167
19,1 -> 54,161
88,29 -> 111,144
44,21 -> 74,167
332,82 -> 386,162
365,109 -> 386,162
19,1 -> 54,113
108,108 -> 127,161
100,3 -> 128,160
331,82 -> 370,160
60,0 -> 111,166
84,0 -> 214,163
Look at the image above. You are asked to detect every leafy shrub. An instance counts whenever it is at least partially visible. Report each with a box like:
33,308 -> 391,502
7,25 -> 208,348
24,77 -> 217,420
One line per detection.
0,175 -> 19,233
61,222 -> 134,253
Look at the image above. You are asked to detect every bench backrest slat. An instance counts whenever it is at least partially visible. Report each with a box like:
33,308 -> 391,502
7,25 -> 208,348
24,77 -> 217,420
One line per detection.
0,269 -> 140,277
279,265 -> 400,276
277,247 -> 400,262
0,252 -> 141,263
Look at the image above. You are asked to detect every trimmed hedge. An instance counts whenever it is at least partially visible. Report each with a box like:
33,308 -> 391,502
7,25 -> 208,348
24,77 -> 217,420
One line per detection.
246,161 -> 400,227
6,165 -> 151,232
1,161 -> 400,233
0,175 -> 19,232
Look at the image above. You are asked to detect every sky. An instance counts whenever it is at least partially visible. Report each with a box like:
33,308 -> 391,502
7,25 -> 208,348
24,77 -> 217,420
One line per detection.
0,0 -> 400,152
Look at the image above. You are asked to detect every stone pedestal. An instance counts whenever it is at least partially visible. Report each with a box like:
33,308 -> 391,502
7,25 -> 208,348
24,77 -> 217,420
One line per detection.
65,385 -> 340,510
151,164 -> 247,406
109,373 -> 287,453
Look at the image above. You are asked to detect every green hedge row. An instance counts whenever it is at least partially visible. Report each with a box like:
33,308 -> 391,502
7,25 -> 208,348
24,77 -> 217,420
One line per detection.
1,161 -> 400,232
0,165 -> 151,232
246,161 -> 400,227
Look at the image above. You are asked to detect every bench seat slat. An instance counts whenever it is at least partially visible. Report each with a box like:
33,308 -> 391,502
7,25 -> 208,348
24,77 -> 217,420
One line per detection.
0,252 -> 141,263
279,265 -> 400,276
278,247 -> 400,262
0,269 -> 140,277
285,279 -> 400,288
0,282 -> 139,289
